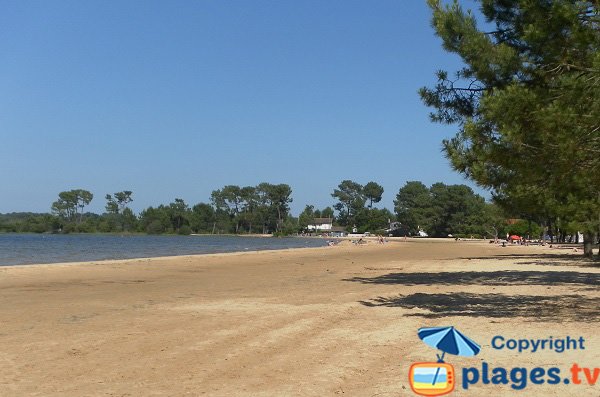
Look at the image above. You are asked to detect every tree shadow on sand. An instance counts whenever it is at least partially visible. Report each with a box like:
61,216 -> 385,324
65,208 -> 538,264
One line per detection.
359,292 -> 600,322
344,270 -> 600,287
347,269 -> 600,321
459,253 -> 599,267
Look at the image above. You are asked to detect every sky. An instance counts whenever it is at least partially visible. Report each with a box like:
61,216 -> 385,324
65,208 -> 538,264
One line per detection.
1,0 -> 487,216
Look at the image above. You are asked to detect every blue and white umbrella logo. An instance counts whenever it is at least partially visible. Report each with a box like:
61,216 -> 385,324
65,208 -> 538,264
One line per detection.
418,326 -> 481,385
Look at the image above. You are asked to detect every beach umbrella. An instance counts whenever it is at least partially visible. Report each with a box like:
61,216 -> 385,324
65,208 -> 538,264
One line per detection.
509,235 -> 521,240
418,326 -> 481,358
418,326 -> 481,385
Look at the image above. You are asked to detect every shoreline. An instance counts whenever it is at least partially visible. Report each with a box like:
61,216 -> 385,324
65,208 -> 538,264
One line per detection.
0,234 -> 332,268
1,236 -> 592,270
0,244 -> 335,270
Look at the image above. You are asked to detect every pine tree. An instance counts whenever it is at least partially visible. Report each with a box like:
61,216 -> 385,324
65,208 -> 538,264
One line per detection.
420,0 -> 600,256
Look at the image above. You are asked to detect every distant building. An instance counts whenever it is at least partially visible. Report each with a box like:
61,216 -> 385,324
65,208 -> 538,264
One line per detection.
387,221 -> 402,231
307,217 -> 333,232
386,221 -> 410,237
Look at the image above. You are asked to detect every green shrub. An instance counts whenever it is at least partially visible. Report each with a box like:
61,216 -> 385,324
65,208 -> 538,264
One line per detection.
178,225 -> 192,235
146,220 -> 165,234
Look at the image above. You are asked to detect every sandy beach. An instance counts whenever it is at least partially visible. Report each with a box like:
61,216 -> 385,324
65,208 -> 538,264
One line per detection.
1,239 -> 598,396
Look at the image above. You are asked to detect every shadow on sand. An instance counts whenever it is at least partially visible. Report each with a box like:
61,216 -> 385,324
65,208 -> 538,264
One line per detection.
459,253 -> 599,267
344,270 -> 600,287
359,293 -> 600,322
346,269 -> 600,322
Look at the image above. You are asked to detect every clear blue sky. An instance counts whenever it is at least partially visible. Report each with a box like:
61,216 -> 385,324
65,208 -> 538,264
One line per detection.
1,0 -> 485,215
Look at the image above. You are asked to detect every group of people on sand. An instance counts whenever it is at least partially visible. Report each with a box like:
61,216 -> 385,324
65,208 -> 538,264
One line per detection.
493,238 -> 581,250
497,239 -> 531,247
350,235 -> 387,245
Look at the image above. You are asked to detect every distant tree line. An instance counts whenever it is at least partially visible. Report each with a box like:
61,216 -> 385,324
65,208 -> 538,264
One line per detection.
394,181 -> 538,239
133,183 -> 296,235
0,180 -> 566,240
325,180 -> 393,233
0,184 -> 294,236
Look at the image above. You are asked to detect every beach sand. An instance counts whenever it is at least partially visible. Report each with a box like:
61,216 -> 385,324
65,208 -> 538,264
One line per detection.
0,239 -> 598,396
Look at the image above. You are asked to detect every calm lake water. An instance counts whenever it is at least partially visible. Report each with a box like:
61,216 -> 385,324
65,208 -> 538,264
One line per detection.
0,234 -> 329,266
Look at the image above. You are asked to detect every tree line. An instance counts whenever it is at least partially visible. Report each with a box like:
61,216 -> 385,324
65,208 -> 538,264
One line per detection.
0,184 -> 295,236
0,180 -> 560,240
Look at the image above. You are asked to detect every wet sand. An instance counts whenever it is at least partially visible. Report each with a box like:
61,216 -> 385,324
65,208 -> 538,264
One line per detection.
0,239 -> 598,396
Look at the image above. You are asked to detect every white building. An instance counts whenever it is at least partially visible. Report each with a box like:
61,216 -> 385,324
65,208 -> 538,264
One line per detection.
307,217 -> 333,231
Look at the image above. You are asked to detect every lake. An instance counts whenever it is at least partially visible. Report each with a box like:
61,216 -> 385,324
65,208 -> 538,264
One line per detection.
0,234 -> 329,266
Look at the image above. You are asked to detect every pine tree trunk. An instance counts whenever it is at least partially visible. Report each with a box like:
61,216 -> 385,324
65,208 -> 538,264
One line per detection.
583,232 -> 594,258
